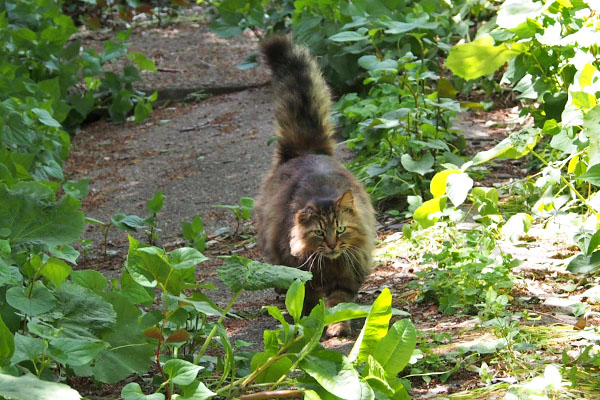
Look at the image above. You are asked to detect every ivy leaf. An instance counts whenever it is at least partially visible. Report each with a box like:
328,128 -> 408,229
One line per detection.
446,35 -> 523,80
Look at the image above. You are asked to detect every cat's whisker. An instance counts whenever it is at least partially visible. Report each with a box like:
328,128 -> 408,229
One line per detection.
299,251 -> 318,270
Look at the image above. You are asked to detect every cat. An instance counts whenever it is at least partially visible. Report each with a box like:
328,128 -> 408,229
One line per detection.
256,36 -> 376,338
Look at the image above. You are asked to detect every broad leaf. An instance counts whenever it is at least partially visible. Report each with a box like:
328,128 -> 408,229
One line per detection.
40,257 -> 71,288
446,35 -> 523,80
430,170 -> 460,198
48,338 -> 105,366
179,380 -> 216,400
6,281 -> 55,316
146,191 -> 165,213
580,163 -> 600,186
413,197 -> 446,228
285,279 -> 305,323
301,349 -> 374,400
0,184 -> 84,247
372,319 -> 417,376
446,173 -> 474,207
217,255 -> 311,292
567,251 -> 600,274
349,288 -> 392,364
400,153 -> 434,176
169,247 -> 208,270
0,373 -> 81,400
121,382 -> 164,400
163,359 -> 202,386
325,303 -> 410,325
0,315 -> 15,364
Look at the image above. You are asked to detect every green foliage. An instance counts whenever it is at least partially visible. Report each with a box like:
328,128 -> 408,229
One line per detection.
213,196 -> 255,237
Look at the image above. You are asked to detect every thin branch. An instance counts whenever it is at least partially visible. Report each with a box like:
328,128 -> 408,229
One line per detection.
237,390 -> 304,400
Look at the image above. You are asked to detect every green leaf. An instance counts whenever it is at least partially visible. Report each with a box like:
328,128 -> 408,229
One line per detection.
48,338 -> 105,366
446,35 -> 523,80
382,18 -> 438,34
446,173 -> 473,207
400,153 -> 434,175
121,382 -> 165,400
349,288 -> 392,364
32,108 -> 61,128
134,101 -> 153,123
358,56 -> 397,72
372,319 -> 417,376
11,333 -> 44,364
325,303 -> 410,325
40,257 -> 71,288
169,247 -> 208,270
208,19 -> 243,38
0,315 -> 14,365
329,31 -> 368,42
63,179 -> 90,200
179,380 -> 216,400
301,349 -> 374,400
111,213 -> 146,231
430,170 -> 460,198
71,270 -> 109,292
217,255 -> 312,292
237,52 -> 260,70
6,281 -> 55,316
0,373 -> 81,400
580,163 -> 600,186
146,191 -> 165,213
567,251 -> 600,274
285,279 -> 305,323
0,184 -> 84,248
251,352 -> 293,383
127,51 -> 157,72
163,359 -> 202,386
583,105 -> 600,166
413,197 -> 445,228
178,292 -> 224,317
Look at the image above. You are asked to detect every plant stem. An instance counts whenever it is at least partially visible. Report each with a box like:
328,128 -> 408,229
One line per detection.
194,289 -> 242,365
237,390 -> 304,400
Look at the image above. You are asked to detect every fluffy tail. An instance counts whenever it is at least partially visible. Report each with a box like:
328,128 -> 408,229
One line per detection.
261,36 -> 335,165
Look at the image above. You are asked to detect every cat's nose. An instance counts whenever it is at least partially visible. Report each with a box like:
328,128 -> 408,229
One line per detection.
326,241 -> 336,249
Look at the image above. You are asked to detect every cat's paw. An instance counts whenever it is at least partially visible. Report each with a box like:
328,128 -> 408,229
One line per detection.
325,321 -> 351,338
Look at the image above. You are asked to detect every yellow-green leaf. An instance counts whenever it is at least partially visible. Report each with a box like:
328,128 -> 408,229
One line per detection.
430,170 -> 460,198
413,197 -> 446,228
579,63 -> 597,89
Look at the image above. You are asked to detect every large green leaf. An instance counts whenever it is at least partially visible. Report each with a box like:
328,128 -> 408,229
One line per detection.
92,292 -> 154,383
285,279 -> 305,323
0,184 -> 84,247
121,382 -> 165,400
0,315 -> 15,365
39,257 -> 71,288
580,163 -> 600,186
446,35 -> 523,80
163,359 -> 203,386
567,251 -> 600,274
48,338 -> 105,366
348,288 -> 392,364
372,319 -> 417,376
217,255 -> 312,292
0,373 -> 81,400
301,349 -> 374,400
325,303 -> 410,325
11,334 -> 44,364
400,152 -> 434,176
446,173 -> 473,207
6,281 -> 55,316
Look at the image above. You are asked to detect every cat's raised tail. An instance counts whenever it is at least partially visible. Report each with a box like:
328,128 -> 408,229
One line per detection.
261,36 -> 336,165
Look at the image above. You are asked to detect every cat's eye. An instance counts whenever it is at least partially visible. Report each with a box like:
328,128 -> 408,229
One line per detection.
336,226 -> 346,234
314,229 -> 325,237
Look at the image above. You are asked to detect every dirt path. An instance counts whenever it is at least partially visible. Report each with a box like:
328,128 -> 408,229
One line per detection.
66,21 -> 593,399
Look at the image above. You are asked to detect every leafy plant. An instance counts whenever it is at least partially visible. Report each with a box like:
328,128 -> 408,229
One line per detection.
182,214 -> 208,252
213,196 -> 255,237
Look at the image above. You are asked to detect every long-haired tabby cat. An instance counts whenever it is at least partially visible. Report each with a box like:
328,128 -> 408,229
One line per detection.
256,36 -> 376,337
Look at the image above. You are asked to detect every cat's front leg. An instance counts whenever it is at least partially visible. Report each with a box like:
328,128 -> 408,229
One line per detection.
324,288 -> 356,338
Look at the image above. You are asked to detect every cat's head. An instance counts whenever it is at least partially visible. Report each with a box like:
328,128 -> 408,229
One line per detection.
289,191 -> 365,259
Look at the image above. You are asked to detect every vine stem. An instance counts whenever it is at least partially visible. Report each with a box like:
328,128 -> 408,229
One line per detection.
530,149 -> 600,219
193,289 -> 242,365
237,390 -> 304,400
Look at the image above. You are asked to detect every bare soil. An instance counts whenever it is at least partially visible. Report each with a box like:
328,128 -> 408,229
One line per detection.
65,19 -> 598,399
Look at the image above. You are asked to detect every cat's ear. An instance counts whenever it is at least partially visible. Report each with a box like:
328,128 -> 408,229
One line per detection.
296,204 -> 316,223
335,190 -> 355,213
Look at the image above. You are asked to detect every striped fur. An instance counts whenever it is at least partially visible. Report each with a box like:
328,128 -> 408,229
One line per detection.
261,36 -> 335,164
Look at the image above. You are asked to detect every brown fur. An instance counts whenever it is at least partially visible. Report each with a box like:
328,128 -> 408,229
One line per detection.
256,36 -> 376,337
